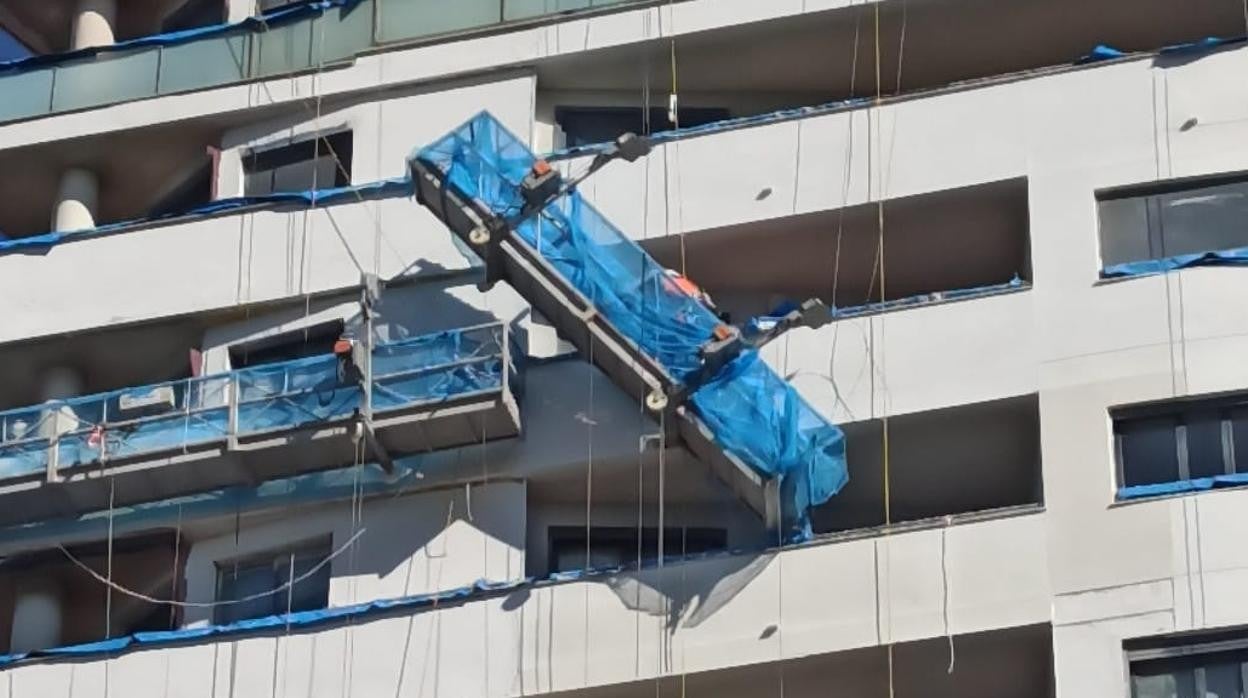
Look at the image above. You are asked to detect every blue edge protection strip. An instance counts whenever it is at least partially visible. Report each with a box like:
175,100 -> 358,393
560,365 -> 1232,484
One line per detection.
0,0 -> 364,76
1101,246 -> 1248,278
0,177 -> 412,253
1118,472 -> 1248,500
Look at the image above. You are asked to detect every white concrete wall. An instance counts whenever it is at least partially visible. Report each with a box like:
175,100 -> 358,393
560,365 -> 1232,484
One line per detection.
182,481 -> 526,627
0,510 -> 1047,697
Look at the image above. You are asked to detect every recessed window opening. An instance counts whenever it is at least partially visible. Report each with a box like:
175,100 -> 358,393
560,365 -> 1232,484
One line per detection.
213,538 -> 331,625
1098,172 -> 1248,269
227,319 -> 345,370
160,0 -> 227,33
1128,631 -> 1248,698
1113,394 -> 1248,493
547,526 -> 727,575
243,130 -> 353,197
555,106 -> 730,148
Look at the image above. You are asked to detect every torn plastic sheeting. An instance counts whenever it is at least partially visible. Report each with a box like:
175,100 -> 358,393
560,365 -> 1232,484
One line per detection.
0,0 -> 364,76
1079,35 -> 1245,64
1117,472 -> 1248,500
415,112 -> 848,541
0,176 -> 411,257
0,541 -> 768,668
1101,246 -> 1248,279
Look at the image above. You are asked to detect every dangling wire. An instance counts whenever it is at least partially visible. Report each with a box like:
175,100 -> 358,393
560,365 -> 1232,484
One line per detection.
105,477 -> 116,640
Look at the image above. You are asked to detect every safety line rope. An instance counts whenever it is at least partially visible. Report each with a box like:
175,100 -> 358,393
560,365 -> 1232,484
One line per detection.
57,528 -> 367,608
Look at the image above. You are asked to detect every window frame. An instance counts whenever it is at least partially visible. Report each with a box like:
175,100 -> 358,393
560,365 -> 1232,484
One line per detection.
1096,169 -> 1248,270
546,526 -> 728,575
212,537 -> 332,625
1127,632 -> 1248,698
241,129 -> 354,197
1113,393 -> 1248,494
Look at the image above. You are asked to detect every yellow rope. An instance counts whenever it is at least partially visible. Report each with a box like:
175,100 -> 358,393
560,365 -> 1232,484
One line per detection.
873,5 -> 895,698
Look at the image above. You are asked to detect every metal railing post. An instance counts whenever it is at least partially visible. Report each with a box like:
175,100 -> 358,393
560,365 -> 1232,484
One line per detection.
227,376 -> 239,450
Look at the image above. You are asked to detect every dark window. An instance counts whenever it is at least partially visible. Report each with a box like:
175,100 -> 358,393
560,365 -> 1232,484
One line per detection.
161,0 -> 226,33
257,0 -> 301,12
214,541 -> 331,625
243,131 -> 352,197
1115,395 -> 1248,493
1098,173 -> 1248,268
1130,639 -> 1248,698
228,320 -> 344,369
547,526 -> 726,574
148,158 -> 214,218
555,107 -> 730,148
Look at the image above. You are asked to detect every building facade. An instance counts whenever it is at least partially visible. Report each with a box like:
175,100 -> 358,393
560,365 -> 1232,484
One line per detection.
0,1 -> 1246,696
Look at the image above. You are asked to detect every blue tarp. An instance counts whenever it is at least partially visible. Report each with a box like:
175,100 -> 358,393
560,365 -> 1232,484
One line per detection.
0,176 -> 411,256
1102,246 -> 1248,279
416,112 -> 849,540
1080,35 -> 1245,64
1118,472 -> 1248,500
0,0 -> 363,76
0,537 -> 755,668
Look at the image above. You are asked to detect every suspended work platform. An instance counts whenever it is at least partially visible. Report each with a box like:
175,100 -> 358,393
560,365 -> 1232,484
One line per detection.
410,112 -> 847,539
0,323 -> 520,526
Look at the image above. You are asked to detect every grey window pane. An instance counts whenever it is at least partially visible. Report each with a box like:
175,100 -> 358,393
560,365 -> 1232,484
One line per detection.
1233,408 -> 1248,474
216,563 -> 276,624
1200,662 -> 1241,698
1134,671 -> 1181,698
1121,416 -> 1181,486
1185,411 -> 1227,479
1099,196 -> 1154,266
281,552 -> 331,613
1158,181 -> 1248,258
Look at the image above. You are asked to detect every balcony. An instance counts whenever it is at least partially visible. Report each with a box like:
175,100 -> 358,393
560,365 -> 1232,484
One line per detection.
0,508 -> 1049,693
0,0 -> 647,127
0,322 -> 520,525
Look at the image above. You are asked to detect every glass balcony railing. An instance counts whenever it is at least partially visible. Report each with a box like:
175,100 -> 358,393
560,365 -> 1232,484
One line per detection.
0,323 -> 513,482
0,0 -> 642,126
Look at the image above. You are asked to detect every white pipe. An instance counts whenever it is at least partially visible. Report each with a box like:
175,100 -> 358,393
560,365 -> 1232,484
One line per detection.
71,0 -> 117,50
9,580 -> 63,653
52,168 -> 99,233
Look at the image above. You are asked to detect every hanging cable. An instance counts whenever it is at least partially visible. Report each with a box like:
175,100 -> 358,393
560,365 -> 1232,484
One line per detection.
105,477 -> 116,640
58,528 -> 367,609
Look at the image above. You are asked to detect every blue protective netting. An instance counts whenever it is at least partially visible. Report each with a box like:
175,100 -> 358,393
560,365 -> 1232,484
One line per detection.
415,112 -> 848,539
0,328 -> 502,481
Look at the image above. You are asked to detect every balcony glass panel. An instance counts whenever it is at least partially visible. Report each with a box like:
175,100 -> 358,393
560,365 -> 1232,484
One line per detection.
0,69 -> 53,122
375,0 -> 501,43
0,325 -> 507,482
158,34 -> 250,95
504,0 -> 631,21
311,0 -> 375,64
251,18 -> 315,78
51,50 -> 161,113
